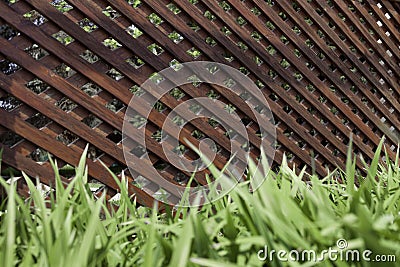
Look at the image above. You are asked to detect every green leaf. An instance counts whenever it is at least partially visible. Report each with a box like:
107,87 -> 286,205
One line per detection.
169,216 -> 193,267
190,258 -> 240,267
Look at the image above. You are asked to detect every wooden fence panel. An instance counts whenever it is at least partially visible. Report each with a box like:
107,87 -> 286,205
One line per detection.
0,0 -> 399,206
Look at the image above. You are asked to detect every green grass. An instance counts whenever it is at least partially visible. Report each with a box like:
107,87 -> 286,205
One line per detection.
0,140 -> 399,266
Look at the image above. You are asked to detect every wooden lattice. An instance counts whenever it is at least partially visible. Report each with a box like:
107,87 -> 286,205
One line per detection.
0,0 -> 399,206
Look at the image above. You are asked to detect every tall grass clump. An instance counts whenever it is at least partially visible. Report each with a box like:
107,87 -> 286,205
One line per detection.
0,140 -> 399,266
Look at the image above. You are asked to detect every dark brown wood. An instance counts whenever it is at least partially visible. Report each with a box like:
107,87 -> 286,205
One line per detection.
1,0 -> 399,207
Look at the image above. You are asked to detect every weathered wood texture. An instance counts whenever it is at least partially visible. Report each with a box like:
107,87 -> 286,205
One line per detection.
0,0 -> 399,206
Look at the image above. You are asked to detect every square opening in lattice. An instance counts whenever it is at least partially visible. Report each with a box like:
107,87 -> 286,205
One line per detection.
106,99 -> 125,112
0,24 -> 20,40
169,88 -> 185,99
108,192 -> 122,203
87,146 -> 104,160
88,178 -> 105,192
53,63 -> 76,78
23,10 -> 47,26
126,56 -> 145,69
239,66 -> 250,75
204,10 -> 216,21
187,75 -> 201,87
280,58 -> 290,69
25,113 -> 52,129
56,130 -> 78,145
169,59 -> 183,71
127,0 -> 142,8
78,18 -> 98,33
268,69 -> 277,79
283,105 -> 292,114
154,160 -> 169,171
221,26 -> 232,36
167,3 -> 181,14
52,30 -> 74,45
126,24 -> 143,38
149,72 -> 164,84
277,11 -> 287,21
24,44 -> 49,60
173,144 -> 187,155
106,130 -> 123,143
130,145 -> 146,158
186,47 -> 202,59
80,50 -> 99,64
0,59 -> 20,75
0,95 -> 22,111
82,114 -> 102,128
151,129 -> 166,142
255,80 -> 264,89
293,72 -> 303,81
208,117 -> 220,128
55,97 -> 77,112
102,37 -> 122,50
251,6 -> 261,16
172,115 -> 185,127
253,56 -> 263,66
265,20 -> 275,30
0,131 -> 23,147
306,83 -> 315,93
129,85 -> 145,96
29,148 -> 49,163
153,101 -> 166,112
187,21 -> 201,32
147,43 -> 164,56
237,42 -> 248,52
58,164 -> 75,178
81,82 -> 102,97
294,49 -> 302,58
282,83 -> 291,91
239,91 -> 250,100
280,35 -> 289,45
147,13 -> 163,26
251,31 -> 262,42
306,62 -> 315,70
102,6 -> 120,20
206,63 -> 220,74
51,0 -> 73,12
223,78 -> 236,88
219,1 -> 231,11
82,114 -> 103,128
106,68 -> 124,81
4,0 -> 18,5
224,104 -> 237,114
191,129 -> 205,140
132,175 -> 150,189
26,78 -> 50,94
189,103 -> 201,114
129,114 -> 147,128
205,36 -> 217,47
223,51 -> 234,62
237,16 -> 247,27
168,31 -> 184,44
266,45 -> 276,55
